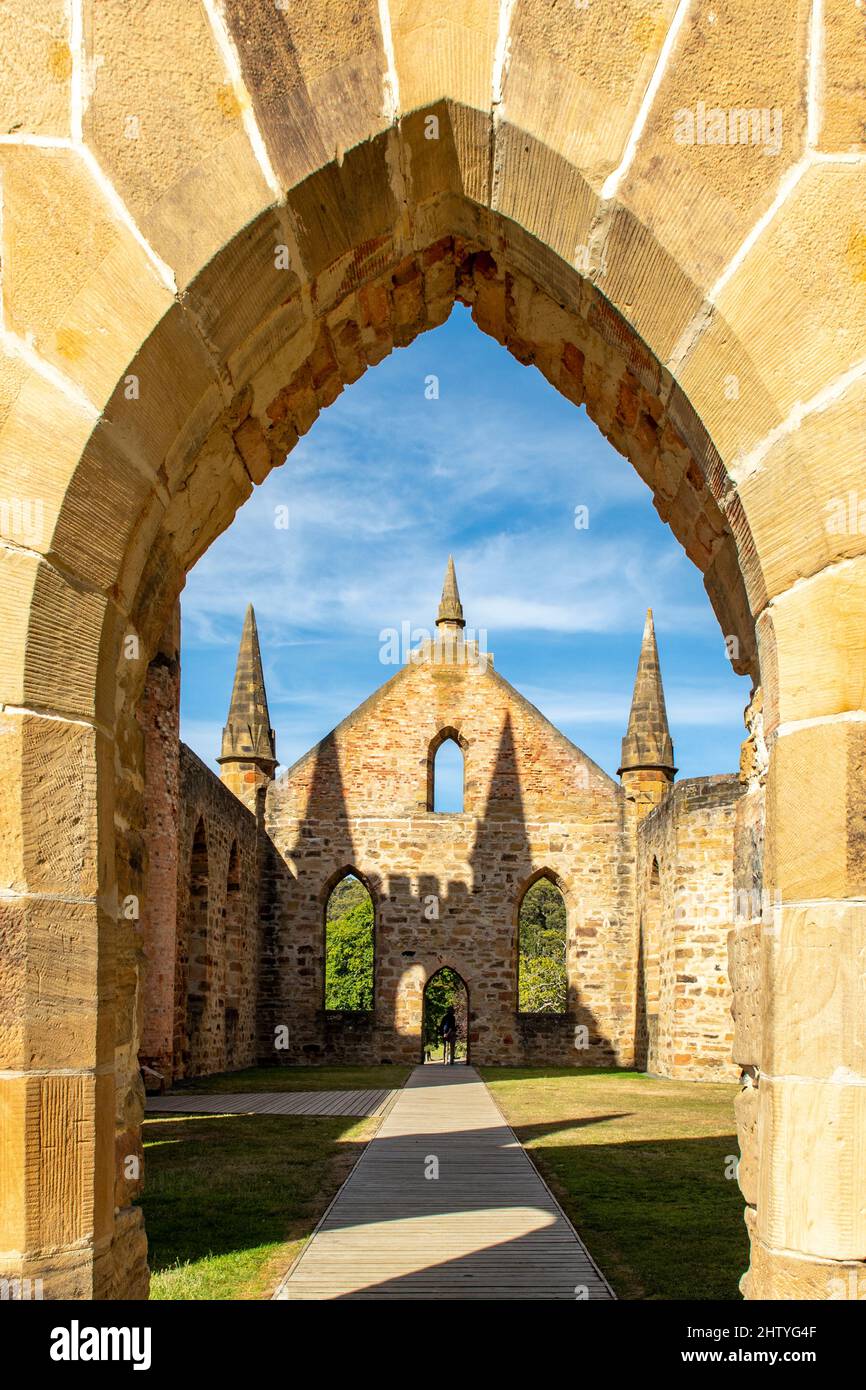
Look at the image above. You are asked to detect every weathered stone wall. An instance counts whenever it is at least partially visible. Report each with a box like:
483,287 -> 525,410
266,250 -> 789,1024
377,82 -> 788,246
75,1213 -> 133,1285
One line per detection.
138,617 -> 181,1083
173,744 -> 260,1081
262,642 -> 637,1068
637,775 -> 742,1081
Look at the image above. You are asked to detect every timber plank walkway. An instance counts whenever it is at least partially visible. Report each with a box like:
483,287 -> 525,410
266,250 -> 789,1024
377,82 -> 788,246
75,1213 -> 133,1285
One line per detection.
146,1089 -> 395,1118
273,1064 -> 614,1300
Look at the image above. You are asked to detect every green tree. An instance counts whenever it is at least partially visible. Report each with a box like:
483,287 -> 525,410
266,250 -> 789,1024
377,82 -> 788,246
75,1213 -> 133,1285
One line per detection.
324,884 -> 374,1011
518,878 -> 567,1013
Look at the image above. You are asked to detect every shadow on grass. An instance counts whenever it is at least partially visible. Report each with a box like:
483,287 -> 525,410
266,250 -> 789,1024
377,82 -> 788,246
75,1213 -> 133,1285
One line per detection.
138,1111 -> 371,1299
312,1125 -> 744,1301
142,1069 -> 745,1301
520,1132 -> 746,1300
169,1064 -> 411,1095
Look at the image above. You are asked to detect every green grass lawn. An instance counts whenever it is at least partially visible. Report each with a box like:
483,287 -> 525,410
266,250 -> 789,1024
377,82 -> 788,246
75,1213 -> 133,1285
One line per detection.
481,1067 -> 745,1301
169,1063 -> 410,1094
141,1063 -> 744,1301
139,1064 -> 409,1299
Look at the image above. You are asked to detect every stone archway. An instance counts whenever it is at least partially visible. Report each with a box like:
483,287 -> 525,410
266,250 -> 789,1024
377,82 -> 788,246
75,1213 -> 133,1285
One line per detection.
422,966 -> 470,1065
1,3 -> 864,1301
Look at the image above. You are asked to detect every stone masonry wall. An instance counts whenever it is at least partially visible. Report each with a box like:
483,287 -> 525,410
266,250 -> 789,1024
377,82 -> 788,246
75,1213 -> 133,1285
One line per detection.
173,744 -> 260,1081
138,629 -> 181,1083
637,775 -> 742,1080
261,642 -> 638,1068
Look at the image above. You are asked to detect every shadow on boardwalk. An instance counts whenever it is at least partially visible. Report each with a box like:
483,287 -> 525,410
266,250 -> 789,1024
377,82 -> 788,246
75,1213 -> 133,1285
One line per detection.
274,1065 -> 615,1300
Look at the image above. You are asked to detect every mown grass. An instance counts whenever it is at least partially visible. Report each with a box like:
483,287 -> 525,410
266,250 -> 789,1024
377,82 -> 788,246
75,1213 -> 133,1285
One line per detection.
140,1110 -> 376,1299
169,1063 -> 411,1094
140,1064 -> 409,1299
481,1066 -> 745,1301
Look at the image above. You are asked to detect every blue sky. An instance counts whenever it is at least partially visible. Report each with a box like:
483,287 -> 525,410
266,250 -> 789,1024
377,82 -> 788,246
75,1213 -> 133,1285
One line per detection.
180,304 -> 748,789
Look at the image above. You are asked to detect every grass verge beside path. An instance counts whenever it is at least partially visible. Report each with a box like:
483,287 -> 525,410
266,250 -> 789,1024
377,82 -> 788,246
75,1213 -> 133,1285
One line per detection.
140,1064 -> 409,1298
169,1063 -> 411,1094
481,1066 -> 745,1301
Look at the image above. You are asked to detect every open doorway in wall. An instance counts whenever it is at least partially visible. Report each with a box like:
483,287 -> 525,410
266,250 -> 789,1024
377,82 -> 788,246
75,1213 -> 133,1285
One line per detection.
422,968 -> 469,1065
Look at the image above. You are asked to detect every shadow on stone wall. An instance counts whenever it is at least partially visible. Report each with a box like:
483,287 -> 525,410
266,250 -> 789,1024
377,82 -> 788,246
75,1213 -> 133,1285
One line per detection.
261,712 -> 614,1067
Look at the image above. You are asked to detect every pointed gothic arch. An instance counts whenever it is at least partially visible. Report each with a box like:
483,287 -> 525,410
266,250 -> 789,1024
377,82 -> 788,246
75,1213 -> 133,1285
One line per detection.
422,966 -> 470,1065
322,867 -> 376,1014
636,857 -> 663,1073
427,727 -> 467,813
1,5 -> 861,1301
516,869 -> 568,1016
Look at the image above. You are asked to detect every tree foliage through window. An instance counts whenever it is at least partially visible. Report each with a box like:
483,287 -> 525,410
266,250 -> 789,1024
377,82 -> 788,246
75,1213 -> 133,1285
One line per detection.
423,967 -> 468,1059
518,877 -> 567,1014
324,875 -> 374,1011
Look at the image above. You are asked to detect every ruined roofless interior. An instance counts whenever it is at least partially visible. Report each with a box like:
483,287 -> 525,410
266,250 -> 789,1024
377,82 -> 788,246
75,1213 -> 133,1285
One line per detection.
140,558 -> 740,1087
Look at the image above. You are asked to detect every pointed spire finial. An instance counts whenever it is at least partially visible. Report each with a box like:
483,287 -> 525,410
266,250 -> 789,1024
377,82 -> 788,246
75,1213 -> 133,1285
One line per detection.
618,608 -> 676,778
218,603 -> 277,782
436,555 -> 465,630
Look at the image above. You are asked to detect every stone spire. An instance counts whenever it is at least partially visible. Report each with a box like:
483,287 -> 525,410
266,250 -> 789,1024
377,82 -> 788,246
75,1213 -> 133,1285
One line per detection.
618,609 -> 676,814
436,555 -> 465,632
218,604 -> 277,797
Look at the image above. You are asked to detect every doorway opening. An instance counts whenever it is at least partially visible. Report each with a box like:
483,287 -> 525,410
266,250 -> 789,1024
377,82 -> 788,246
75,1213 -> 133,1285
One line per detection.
422,967 -> 470,1065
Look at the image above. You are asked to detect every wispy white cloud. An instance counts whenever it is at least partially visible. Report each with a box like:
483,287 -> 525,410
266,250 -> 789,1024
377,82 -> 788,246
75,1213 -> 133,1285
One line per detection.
521,683 -> 746,729
180,306 -> 746,781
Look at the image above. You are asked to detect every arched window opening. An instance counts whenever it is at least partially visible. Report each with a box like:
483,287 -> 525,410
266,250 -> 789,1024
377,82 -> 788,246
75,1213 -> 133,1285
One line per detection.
186,818 -> 210,1070
224,841 -> 242,1069
429,733 -> 464,813
637,857 -> 663,1071
518,875 -> 567,1015
324,872 -> 374,1012
422,967 -> 469,1064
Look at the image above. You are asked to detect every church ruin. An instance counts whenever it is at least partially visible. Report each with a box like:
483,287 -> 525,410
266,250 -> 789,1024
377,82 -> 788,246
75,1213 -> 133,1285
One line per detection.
139,559 -> 740,1085
3,0 -> 862,1303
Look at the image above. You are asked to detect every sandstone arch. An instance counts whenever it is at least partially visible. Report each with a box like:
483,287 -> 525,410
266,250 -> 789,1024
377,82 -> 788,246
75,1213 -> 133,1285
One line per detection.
223,839 -> 243,1069
1,1 -> 864,1300
422,965 -> 471,1064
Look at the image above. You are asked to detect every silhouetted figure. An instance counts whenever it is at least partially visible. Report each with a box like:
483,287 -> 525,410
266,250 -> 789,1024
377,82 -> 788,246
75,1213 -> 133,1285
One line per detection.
439,1006 -> 457,1065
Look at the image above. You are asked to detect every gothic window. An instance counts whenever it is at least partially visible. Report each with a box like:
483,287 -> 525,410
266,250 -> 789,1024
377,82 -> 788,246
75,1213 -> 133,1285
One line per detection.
427,728 -> 465,812
517,873 -> 568,1015
324,871 -> 374,1012
636,857 -> 663,1071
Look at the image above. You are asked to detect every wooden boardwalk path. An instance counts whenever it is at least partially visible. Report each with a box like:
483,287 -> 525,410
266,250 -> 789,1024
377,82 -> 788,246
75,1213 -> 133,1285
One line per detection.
146,1089 -> 396,1118
273,1064 -> 613,1300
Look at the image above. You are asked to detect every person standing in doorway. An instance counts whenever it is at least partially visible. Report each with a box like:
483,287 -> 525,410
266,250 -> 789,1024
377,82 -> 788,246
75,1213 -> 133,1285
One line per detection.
439,1006 -> 457,1065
